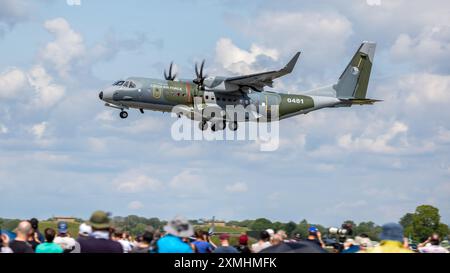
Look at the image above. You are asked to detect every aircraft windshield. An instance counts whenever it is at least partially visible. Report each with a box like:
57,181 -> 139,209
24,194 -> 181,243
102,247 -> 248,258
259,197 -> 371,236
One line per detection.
113,80 -> 125,86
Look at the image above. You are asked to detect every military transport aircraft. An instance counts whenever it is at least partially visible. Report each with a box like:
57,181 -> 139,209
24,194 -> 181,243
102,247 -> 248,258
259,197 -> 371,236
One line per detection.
98,42 -> 379,131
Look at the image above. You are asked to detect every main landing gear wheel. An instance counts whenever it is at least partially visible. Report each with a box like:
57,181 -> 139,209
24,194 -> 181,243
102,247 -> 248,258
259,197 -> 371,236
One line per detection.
229,121 -> 238,131
119,111 -> 128,119
199,121 -> 208,131
211,120 -> 226,132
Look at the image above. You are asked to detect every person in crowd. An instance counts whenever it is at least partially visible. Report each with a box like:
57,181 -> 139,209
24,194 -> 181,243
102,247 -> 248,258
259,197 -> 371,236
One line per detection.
78,210 -> 123,253
1,232 -> 13,253
192,230 -> 214,253
29,218 -> 44,245
54,221 -> 76,253
292,233 -> 302,242
35,228 -> 63,253
213,233 -> 239,253
251,230 -> 271,253
266,228 -> 275,243
77,223 -> 92,241
364,223 -> 413,253
9,221 -> 34,253
26,219 -> 41,251
235,234 -> 251,253
112,228 -> 133,253
418,233 -> 449,253
341,238 -> 360,253
354,235 -> 373,252
157,216 -> 194,253
131,231 -> 154,253
306,226 -> 325,248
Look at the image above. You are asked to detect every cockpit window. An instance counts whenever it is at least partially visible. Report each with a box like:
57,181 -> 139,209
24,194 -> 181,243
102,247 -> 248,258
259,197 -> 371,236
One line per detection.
123,81 -> 130,88
129,81 -> 136,88
113,80 -> 125,86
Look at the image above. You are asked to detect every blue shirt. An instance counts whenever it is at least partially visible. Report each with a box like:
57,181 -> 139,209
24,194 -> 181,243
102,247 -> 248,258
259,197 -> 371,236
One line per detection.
157,235 -> 193,253
193,240 -> 214,253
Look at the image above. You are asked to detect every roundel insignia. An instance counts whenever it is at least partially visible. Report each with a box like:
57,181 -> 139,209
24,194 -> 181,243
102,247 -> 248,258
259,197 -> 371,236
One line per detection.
153,86 -> 162,99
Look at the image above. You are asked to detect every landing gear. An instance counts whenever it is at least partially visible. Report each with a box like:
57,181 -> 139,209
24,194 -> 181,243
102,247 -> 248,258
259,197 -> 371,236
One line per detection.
229,121 -> 238,131
211,120 -> 226,132
119,111 -> 128,119
199,120 -> 208,131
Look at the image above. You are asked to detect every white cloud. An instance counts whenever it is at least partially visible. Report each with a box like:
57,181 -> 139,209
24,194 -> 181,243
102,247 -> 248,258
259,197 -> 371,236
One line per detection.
0,68 -> 27,98
95,110 -> 115,122
397,73 -> 450,106
128,200 -> 144,210
225,182 -> 248,193
30,122 -> 48,139
337,121 -> 433,154
169,169 -> 206,192
41,17 -> 86,77
27,66 -> 65,108
235,10 -> 353,72
366,0 -> 382,6
0,0 -> 29,36
87,137 -> 107,152
0,124 -> 8,134
391,26 -> 450,72
116,174 -> 162,193
215,38 -> 279,74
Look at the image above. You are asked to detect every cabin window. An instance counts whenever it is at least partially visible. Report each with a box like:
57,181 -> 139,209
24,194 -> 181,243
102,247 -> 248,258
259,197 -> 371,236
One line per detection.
205,95 -> 209,100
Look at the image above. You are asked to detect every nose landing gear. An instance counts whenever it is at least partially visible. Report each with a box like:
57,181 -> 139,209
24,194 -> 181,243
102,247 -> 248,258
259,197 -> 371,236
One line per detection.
119,111 -> 128,119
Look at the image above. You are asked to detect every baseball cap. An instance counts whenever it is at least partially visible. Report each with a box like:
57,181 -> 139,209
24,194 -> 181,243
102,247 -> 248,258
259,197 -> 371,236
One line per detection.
239,234 -> 248,245
309,226 -> 318,233
79,223 -> 92,236
266,229 -> 275,237
58,221 -> 68,234
219,233 -> 230,240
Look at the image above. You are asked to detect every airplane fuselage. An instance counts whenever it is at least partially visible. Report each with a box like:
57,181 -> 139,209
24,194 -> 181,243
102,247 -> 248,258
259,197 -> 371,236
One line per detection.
99,77 -> 342,123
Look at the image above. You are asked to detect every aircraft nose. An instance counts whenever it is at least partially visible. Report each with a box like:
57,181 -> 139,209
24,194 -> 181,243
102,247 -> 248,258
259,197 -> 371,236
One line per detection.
99,91 -> 103,100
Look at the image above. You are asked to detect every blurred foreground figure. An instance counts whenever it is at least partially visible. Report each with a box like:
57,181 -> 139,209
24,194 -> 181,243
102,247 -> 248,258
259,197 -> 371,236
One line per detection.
213,233 -> 238,253
78,211 -> 123,253
235,234 -> 251,253
364,223 -> 413,253
36,228 -> 63,253
251,230 -> 272,253
9,221 -> 34,253
192,230 -> 214,253
157,216 -> 193,253
418,234 -> 449,253
54,221 -> 76,253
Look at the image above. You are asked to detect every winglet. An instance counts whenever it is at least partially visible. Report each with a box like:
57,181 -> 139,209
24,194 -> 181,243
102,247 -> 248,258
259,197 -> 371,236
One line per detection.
282,52 -> 301,73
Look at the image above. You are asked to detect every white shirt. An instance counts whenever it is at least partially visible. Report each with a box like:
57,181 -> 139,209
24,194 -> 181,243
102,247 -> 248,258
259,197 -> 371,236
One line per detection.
118,239 -> 133,253
251,241 -> 271,253
54,236 -> 76,251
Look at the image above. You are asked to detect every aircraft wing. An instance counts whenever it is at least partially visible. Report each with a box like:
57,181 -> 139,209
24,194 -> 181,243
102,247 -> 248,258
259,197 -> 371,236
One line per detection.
224,52 -> 300,91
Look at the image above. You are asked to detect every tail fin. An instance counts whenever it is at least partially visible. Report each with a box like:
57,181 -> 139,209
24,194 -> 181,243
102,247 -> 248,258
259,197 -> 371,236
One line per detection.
335,41 -> 376,99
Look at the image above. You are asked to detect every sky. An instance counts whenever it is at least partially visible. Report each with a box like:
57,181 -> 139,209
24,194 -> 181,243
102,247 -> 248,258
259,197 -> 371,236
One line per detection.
0,0 -> 449,227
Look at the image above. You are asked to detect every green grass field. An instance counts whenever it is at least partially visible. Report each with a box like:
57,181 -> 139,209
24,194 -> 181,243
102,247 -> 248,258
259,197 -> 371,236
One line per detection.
39,221 -> 80,237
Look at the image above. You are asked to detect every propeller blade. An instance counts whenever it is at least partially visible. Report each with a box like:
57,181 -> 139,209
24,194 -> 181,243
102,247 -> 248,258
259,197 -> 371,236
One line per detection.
200,60 -> 205,79
195,63 -> 199,78
168,62 -> 173,79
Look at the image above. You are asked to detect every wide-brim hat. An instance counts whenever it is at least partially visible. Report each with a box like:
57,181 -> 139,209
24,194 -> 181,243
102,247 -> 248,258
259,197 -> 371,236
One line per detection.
87,210 -> 111,229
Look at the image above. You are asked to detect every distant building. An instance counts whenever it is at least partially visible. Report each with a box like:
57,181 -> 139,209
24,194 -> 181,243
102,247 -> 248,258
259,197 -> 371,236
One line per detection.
202,219 -> 226,227
53,216 -> 76,223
